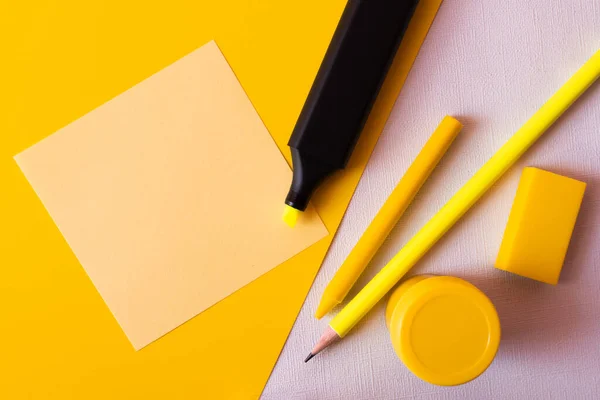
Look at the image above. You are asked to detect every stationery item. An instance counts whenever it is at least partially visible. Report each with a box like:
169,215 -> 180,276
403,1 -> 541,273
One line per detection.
315,116 -> 463,318
14,41 -> 328,350
386,275 -> 500,386
307,49 -> 600,361
283,0 -> 420,227
495,167 -> 586,284
2,0 -> 444,397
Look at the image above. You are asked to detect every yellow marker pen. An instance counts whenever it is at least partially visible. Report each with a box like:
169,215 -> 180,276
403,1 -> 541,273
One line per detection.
315,116 -> 463,319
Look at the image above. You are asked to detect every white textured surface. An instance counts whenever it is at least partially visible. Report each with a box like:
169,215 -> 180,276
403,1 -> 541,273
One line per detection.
263,0 -> 600,399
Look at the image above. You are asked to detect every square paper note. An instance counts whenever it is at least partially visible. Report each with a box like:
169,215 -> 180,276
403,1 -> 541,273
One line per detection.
15,41 -> 328,350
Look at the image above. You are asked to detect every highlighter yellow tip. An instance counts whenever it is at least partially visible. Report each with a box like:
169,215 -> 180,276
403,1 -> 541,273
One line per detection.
282,205 -> 301,228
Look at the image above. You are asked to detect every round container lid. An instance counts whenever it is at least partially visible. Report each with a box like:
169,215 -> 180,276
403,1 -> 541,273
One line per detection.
389,276 -> 500,386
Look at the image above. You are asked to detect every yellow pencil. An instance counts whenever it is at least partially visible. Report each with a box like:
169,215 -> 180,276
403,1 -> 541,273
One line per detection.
306,49 -> 600,361
315,116 -> 463,319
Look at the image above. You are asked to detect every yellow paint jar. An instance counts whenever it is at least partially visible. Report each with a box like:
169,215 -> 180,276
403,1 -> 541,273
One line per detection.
386,275 -> 500,386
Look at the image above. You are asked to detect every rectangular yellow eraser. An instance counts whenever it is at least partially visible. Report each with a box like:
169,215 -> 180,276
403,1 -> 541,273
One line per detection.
495,167 -> 586,284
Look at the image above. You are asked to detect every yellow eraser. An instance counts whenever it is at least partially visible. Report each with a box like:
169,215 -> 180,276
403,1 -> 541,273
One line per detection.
495,167 -> 586,284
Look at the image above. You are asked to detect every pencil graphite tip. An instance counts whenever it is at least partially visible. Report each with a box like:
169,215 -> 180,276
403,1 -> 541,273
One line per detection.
304,353 -> 315,363
282,205 -> 301,228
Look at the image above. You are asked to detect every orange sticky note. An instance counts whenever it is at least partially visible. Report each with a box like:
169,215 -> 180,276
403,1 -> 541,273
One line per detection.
14,41 -> 328,350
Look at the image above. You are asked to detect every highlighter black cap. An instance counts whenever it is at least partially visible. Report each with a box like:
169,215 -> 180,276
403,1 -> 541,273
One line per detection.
285,0 -> 420,211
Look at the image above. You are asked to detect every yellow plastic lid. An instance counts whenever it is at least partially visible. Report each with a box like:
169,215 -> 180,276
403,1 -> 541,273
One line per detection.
388,276 -> 500,386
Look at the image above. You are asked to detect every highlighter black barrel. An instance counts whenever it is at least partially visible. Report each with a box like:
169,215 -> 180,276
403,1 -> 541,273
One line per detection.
285,0 -> 420,211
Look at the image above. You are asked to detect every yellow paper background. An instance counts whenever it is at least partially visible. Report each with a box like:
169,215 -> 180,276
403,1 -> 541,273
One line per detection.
0,0 -> 442,398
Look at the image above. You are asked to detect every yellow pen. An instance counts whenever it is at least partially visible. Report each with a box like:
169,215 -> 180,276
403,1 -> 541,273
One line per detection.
315,116 -> 463,319
306,49 -> 600,361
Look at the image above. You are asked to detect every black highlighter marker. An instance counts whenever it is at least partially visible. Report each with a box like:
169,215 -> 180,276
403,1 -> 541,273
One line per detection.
283,0 -> 420,227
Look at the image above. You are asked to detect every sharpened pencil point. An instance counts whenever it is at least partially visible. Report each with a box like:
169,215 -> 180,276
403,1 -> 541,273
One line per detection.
304,353 -> 315,363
